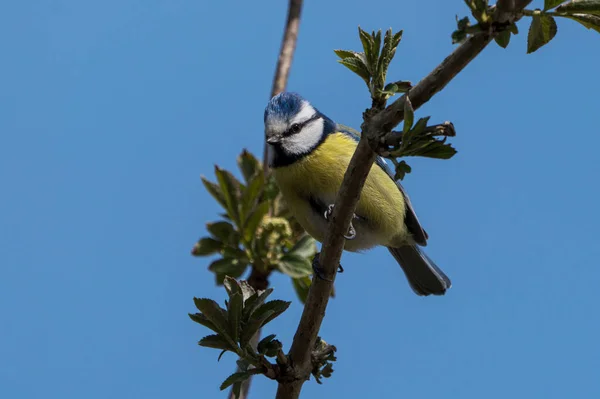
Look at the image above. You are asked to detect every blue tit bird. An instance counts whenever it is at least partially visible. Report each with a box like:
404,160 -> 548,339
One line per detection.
264,92 -> 451,296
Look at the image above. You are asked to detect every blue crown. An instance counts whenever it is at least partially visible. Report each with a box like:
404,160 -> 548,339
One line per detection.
264,92 -> 306,123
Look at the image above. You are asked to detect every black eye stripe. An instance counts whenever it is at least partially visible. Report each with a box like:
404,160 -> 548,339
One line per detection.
283,115 -> 319,137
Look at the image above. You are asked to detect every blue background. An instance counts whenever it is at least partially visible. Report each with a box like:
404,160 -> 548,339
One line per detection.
2,1 -> 599,398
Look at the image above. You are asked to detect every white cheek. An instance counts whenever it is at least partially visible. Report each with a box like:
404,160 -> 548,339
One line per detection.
291,103 -> 316,124
284,118 -> 324,155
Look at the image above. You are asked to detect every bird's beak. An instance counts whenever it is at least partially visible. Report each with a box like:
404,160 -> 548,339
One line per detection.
266,136 -> 281,145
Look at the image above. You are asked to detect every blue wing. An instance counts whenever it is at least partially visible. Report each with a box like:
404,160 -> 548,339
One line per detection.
336,124 -> 429,246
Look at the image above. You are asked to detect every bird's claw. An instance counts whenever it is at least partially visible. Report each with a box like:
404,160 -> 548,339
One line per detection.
324,204 -> 357,240
312,252 -> 344,282
344,224 -> 356,240
323,204 -> 335,221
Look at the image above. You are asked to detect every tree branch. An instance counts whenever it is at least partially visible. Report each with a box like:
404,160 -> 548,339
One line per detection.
229,1 -> 304,399
277,3 -> 531,397
262,0 -> 304,174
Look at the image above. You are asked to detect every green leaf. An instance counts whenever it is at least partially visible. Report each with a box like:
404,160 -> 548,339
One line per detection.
260,338 -> 282,358
227,292 -> 243,342
236,358 -> 250,372
467,0 -> 490,22
456,15 -> 470,30
214,166 -> 242,226
198,334 -> 235,351
240,172 -> 265,226
545,0 -> 566,10
201,177 -> 227,209
240,299 -> 291,347
372,30 -> 382,73
375,29 -> 402,90
209,257 -> 244,273
240,310 -> 274,348
237,150 -> 261,183
358,27 -> 377,73
292,276 -> 312,303
243,200 -> 269,243
242,288 -> 273,324
392,30 -> 403,48
495,30 -> 511,48
389,80 -> 412,93
252,300 -> 291,328
333,49 -> 364,60
257,334 -> 277,354
418,142 -> 458,159
193,298 -> 231,337
394,160 -> 412,181
278,254 -> 313,278
209,258 -> 248,284
410,116 -> 431,136
287,235 -> 317,258
191,237 -> 222,256
403,96 -> 414,134
220,369 -> 263,391
559,12 -> 600,33
241,299 -> 291,348
337,58 -> 371,84
452,28 -> 468,44
382,83 -> 398,94
223,248 -> 249,263
557,0 -> 600,15
509,23 -> 519,34
206,221 -> 236,244
189,312 -> 218,332
527,13 -> 558,54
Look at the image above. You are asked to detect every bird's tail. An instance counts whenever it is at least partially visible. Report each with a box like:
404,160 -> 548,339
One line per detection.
387,246 -> 451,296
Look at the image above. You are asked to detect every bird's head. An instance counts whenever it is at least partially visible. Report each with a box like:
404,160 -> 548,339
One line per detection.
264,92 -> 333,163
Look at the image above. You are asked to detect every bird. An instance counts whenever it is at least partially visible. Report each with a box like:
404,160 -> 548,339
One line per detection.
264,92 -> 451,296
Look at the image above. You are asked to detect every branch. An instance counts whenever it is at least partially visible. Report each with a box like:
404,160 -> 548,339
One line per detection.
230,1 -> 304,399
368,33 -> 494,135
277,4 -> 531,397
262,0 -> 304,174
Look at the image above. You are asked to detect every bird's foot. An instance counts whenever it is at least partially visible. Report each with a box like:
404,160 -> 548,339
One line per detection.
312,252 -> 344,282
323,204 -> 357,240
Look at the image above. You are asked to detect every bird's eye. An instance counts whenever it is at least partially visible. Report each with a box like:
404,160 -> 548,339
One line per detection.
290,123 -> 301,134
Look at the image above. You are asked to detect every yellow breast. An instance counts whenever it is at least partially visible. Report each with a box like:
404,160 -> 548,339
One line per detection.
273,133 -> 409,249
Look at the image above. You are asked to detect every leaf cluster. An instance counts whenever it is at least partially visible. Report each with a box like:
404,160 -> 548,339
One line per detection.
311,337 -> 337,384
380,98 -> 457,180
189,277 -> 290,398
335,28 -> 458,181
452,0 -> 520,45
192,150 -> 319,302
452,0 -> 600,52
526,0 -> 600,53
334,27 -> 407,106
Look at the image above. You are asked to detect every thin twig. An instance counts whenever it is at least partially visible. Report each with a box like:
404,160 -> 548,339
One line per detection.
229,1 -> 304,399
276,3 -> 531,395
262,0 -> 304,174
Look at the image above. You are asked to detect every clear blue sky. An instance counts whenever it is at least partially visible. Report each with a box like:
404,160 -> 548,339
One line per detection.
2,1 -> 599,398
